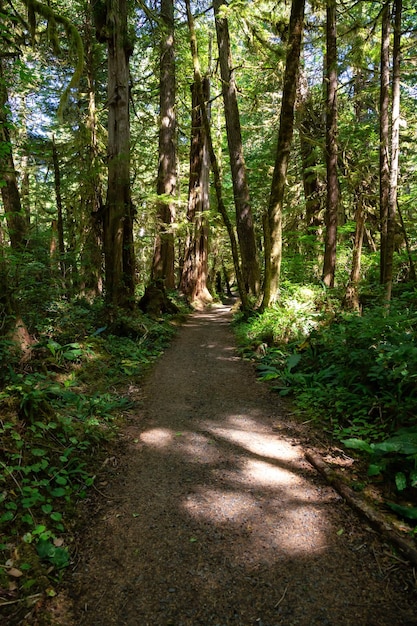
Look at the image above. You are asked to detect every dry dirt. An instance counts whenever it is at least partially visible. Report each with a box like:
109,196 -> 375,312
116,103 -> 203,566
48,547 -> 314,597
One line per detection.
52,304 -> 417,625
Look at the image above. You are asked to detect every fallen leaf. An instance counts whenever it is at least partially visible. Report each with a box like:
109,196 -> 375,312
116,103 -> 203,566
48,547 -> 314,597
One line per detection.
7,567 -> 23,578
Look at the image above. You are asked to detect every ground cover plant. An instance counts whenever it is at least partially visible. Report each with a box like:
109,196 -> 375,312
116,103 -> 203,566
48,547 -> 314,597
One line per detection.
0,298 -> 181,623
234,283 -> 417,531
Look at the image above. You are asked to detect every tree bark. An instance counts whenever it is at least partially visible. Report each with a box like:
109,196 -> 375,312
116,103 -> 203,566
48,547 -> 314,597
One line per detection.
185,0 -> 249,310
0,60 -> 28,251
81,0 -> 104,298
51,136 -> 66,281
343,198 -> 365,311
322,0 -> 339,288
385,0 -> 402,303
151,0 -> 177,289
101,0 -> 135,308
179,81 -> 211,304
213,0 -> 260,296
379,1 -> 391,285
261,0 -> 305,309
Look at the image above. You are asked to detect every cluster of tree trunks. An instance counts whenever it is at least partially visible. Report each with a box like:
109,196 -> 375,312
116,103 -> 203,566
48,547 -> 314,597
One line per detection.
0,0 -> 411,325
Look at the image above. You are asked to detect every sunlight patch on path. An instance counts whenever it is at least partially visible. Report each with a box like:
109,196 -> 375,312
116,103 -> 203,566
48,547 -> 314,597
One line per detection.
140,428 -> 174,447
205,419 -> 300,462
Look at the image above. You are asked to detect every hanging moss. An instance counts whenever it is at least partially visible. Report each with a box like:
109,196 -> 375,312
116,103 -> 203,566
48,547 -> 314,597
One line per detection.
21,0 -> 84,121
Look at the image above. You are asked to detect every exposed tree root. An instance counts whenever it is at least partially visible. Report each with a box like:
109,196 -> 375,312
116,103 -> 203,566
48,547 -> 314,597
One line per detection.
305,449 -> 417,567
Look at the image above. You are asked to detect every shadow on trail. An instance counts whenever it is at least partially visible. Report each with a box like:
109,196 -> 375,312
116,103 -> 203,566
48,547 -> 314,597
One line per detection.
71,306 -> 416,626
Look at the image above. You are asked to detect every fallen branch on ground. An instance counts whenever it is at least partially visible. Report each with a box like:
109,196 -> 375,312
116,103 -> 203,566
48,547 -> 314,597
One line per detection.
305,449 -> 417,568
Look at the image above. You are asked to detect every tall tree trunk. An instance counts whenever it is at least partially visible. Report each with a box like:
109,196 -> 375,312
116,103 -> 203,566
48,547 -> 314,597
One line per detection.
385,0 -> 402,303
322,0 -> 339,288
185,0 -> 249,310
179,81 -> 211,304
99,0 -> 135,308
344,27 -> 367,311
261,0 -> 305,309
379,1 -> 391,285
213,0 -> 260,296
81,0 -> 104,298
0,61 -> 28,251
152,0 -> 177,289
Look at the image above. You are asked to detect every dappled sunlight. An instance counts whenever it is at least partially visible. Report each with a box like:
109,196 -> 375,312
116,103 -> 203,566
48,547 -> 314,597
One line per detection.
139,412 -> 332,565
182,480 -> 328,559
205,421 -> 300,462
174,431 -> 222,464
140,427 -> 223,464
184,488 -> 257,523
139,427 -> 174,448
240,458 -> 299,487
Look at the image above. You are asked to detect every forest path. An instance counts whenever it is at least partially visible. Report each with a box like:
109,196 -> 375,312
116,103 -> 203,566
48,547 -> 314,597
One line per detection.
60,304 -> 416,625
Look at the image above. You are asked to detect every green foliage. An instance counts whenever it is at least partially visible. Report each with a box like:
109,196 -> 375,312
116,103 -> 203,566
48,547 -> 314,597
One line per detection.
343,427 -> 417,500
0,298 -> 178,616
234,285 -> 417,526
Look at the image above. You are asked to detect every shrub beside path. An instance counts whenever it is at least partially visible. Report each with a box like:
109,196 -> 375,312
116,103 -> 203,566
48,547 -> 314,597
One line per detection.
55,304 -> 416,625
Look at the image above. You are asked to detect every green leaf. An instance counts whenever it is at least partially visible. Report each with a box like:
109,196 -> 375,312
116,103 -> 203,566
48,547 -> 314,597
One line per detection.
395,472 -> 407,491
286,353 -> 302,372
367,463 -> 383,476
342,438 -> 373,454
387,502 -> 417,520
50,487 -> 66,497
0,511 -> 14,523
31,448 -> 46,456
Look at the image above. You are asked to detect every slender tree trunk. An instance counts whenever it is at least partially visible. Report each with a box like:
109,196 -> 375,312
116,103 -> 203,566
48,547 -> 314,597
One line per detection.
344,34 -> 367,311
81,0 -> 103,297
185,0 -> 248,309
343,198 -> 365,311
52,136 -> 66,280
379,1 -> 391,285
261,0 -> 305,309
322,0 -> 339,288
152,0 -> 177,289
213,0 -> 260,296
397,202 -> 416,282
296,68 -> 323,234
179,81 -> 211,303
101,0 -> 135,308
19,96 -> 31,229
385,0 -> 402,303
0,61 -> 28,251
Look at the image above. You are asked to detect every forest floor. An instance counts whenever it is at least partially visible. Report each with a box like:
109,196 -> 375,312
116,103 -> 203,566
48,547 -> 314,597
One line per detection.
48,303 -> 417,626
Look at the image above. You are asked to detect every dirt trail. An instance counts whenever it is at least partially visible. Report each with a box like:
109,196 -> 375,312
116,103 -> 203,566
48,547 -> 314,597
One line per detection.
60,304 -> 416,625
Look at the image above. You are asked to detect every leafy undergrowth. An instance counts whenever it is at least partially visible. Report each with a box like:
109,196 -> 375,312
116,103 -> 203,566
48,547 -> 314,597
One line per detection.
234,283 -> 417,535
0,297 -> 184,624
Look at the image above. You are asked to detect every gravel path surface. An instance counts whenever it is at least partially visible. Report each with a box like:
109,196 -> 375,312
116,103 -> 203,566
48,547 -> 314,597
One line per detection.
61,304 -> 416,625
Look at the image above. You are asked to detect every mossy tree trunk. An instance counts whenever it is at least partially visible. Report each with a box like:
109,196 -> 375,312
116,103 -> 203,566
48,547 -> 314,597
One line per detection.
213,0 -> 260,296
261,0 -> 305,309
322,0 -> 339,288
152,0 -> 177,289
